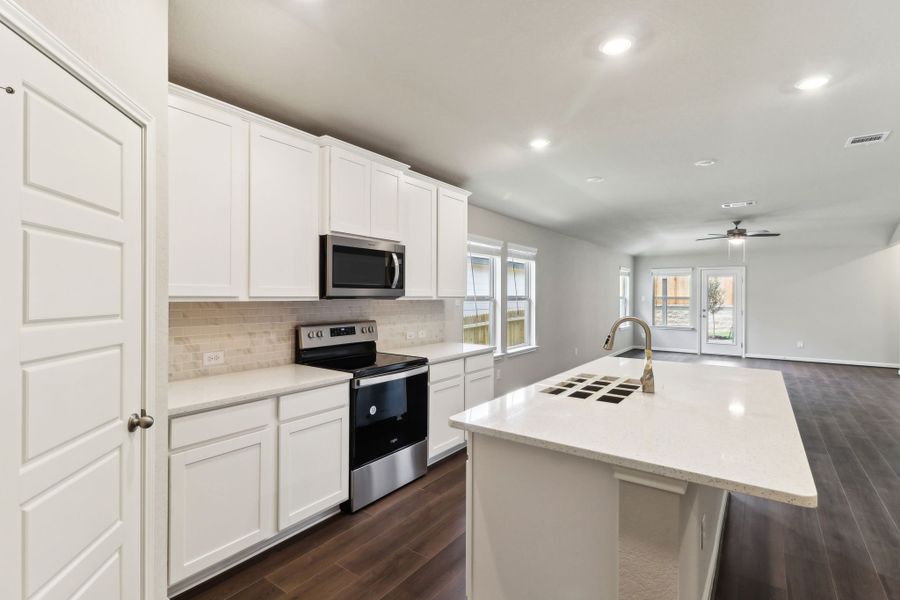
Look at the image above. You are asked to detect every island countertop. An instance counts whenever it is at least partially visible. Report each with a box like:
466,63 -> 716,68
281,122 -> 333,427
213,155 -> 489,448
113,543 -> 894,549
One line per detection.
450,356 -> 817,507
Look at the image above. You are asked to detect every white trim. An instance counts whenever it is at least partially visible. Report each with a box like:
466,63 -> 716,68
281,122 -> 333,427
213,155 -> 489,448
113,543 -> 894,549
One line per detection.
0,4 -> 160,598
406,169 -> 471,197
504,344 -> 540,357
610,345 -> 640,356
651,346 -> 700,355
701,492 -> 730,600
744,353 -> 900,369
318,134 -> 410,171
699,266 -> 747,359
508,242 -> 538,259
468,234 -> 503,255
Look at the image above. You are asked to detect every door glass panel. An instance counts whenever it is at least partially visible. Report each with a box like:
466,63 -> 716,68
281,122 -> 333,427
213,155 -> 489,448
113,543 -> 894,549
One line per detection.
705,275 -> 735,345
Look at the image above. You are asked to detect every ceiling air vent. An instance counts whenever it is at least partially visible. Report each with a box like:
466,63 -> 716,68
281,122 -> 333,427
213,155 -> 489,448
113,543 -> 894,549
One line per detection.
845,131 -> 891,147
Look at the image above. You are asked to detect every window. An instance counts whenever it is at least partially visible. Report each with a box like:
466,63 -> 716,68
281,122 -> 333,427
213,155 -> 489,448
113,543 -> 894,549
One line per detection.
618,267 -> 631,326
464,237 -> 501,346
652,269 -> 693,328
506,244 -> 537,350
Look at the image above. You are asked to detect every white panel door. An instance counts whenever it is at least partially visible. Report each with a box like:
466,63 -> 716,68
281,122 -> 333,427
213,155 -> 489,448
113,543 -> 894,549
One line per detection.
249,123 -> 319,298
370,163 -> 402,241
428,377 -> 466,461
465,369 -> 495,410
326,147 -> 371,236
401,176 -> 437,298
0,25 -> 143,600
278,408 -> 349,530
169,94 -> 248,298
700,267 -> 745,357
169,428 -> 276,583
437,189 -> 468,297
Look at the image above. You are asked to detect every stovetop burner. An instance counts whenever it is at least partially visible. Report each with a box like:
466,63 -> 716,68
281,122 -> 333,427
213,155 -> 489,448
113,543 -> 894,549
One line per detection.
305,351 -> 427,378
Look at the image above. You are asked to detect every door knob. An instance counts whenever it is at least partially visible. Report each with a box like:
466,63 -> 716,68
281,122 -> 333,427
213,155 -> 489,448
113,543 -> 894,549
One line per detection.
127,409 -> 155,432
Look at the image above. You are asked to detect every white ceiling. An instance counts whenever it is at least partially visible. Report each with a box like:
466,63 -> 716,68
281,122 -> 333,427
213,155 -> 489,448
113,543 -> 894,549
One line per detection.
169,0 -> 900,255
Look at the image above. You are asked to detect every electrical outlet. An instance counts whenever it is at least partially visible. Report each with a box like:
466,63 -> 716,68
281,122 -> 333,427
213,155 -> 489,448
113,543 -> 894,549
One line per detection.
406,331 -> 415,340
574,347 -> 579,356
796,340 -> 804,349
417,330 -> 426,339
495,368 -> 501,380
203,351 -> 225,367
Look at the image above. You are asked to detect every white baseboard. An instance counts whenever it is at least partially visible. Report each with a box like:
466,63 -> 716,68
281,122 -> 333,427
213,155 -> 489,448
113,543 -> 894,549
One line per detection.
651,346 -> 698,355
610,345 -> 640,356
744,353 -> 900,370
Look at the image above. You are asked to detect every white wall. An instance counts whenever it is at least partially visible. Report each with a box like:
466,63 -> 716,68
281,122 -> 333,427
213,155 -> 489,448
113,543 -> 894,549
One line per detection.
13,1 -> 170,596
454,205 -> 634,395
634,244 -> 900,367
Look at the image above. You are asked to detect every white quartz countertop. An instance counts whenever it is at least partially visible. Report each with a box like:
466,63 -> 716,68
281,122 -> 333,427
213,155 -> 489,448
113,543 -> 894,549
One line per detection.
382,342 -> 495,364
169,364 -> 352,417
450,356 -> 817,507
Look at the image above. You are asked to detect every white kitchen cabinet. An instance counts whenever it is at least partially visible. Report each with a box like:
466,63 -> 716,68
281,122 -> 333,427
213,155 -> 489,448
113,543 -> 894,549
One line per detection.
168,94 -> 249,298
278,406 -> 349,530
437,187 -> 469,297
323,146 -> 371,237
249,122 -> 320,299
401,175 -> 438,298
370,163 -> 403,241
465,368 -> 494,410
428,366 -> 466,462
169,427 -> 276,583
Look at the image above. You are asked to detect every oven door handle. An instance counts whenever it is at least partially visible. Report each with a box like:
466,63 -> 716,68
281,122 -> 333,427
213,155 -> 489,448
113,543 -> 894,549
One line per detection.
355,365 -> 428,389
389,252 -> 401,289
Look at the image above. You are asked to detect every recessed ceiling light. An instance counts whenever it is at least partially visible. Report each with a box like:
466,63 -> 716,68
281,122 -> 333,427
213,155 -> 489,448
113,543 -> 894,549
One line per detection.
585,176 -> 605,183
529,138 -> 551,150
694,159 -> 717,167
721,201 -> 757,209
794,74 -> 831,91
600,37 -> 633,56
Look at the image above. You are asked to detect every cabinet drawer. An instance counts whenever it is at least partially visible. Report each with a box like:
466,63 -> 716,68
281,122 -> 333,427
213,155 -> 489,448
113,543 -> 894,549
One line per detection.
279,383 -> 348,422
170,399 -> 275,450
429,359 -> 464,384
465,352 -> 493,374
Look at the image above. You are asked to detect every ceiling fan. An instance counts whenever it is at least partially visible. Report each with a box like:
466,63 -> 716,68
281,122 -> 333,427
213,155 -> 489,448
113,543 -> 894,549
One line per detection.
696,220 -> 781,243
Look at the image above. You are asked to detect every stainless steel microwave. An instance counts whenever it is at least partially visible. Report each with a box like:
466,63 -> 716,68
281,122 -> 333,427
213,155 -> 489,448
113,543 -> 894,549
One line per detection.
320,235 -> 405,298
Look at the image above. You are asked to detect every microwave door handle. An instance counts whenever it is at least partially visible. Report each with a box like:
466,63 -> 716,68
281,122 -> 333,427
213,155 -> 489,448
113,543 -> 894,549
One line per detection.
390,252 -> 400,289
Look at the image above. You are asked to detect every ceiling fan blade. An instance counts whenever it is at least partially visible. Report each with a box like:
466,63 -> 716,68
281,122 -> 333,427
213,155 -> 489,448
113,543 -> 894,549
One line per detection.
746,232 -> 780,237
696,235 -> 728,241
747,229 -> 770,233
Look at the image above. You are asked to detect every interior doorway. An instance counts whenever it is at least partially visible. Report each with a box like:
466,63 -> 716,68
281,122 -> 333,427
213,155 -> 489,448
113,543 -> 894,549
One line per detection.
699,267 -> 745,357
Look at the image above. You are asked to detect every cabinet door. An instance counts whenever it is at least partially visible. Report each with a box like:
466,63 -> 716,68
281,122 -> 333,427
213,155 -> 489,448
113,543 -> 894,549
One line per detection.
249,123 -> 319,298
370,163 -> 403,241
327,147 -> 371,236
401,176 -> 437,298
437,188 -> 468,297
169,428 -> 276,583
169,95 -> 248,298
428,376 -> 466,461
278,408 -> 349,530
465,369 -> 494,410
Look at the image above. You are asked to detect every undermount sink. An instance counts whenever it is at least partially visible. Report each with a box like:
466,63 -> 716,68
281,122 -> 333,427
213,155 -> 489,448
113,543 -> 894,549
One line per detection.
539,374 -> 642,404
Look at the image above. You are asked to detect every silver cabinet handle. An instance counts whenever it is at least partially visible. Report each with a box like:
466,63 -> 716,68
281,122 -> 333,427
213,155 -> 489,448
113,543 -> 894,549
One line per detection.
127,409 -> 155,432
390,253 -> 400,289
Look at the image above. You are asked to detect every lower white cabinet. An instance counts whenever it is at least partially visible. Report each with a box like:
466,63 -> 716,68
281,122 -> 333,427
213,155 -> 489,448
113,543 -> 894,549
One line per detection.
169,427 -> 277,583
278,407 -> 349,529
465,368 -> 494,410
428,372 -> 466,462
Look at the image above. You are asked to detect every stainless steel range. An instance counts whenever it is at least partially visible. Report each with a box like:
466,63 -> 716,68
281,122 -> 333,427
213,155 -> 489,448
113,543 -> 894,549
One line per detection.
295,320 -> 428,512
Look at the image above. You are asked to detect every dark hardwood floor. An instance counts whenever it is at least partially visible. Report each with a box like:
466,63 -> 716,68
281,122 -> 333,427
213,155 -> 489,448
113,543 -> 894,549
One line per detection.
175,351 -> 900,600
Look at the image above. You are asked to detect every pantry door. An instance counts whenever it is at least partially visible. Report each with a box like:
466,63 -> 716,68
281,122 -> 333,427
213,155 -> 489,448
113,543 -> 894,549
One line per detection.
699,267 -> 745,357
0,22 -> 144,600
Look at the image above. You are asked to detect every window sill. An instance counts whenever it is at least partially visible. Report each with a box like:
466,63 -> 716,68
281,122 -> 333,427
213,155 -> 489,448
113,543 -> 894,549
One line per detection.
500,345 -> 540,358
651,326 -> 695,331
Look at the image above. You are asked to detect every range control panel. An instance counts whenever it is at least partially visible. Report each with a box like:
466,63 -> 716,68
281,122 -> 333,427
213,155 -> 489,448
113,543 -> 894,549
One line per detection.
297,320 -> 378,349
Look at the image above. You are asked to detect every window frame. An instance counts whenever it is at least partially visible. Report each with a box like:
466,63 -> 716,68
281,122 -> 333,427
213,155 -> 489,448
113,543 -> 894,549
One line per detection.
651,268 -> 694,330
463,240 -> 502,348
505,255 -> 536,352
618,267 -> 632,328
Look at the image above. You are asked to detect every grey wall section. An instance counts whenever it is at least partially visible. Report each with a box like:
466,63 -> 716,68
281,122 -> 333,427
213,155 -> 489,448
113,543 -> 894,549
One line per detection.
457,205 -> 635,396
634,244 -> 900,367
14,1 -> 170,596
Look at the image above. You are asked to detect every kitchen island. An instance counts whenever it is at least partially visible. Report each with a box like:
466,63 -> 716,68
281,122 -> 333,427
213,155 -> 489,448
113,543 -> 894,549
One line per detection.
450,356 -> 816,600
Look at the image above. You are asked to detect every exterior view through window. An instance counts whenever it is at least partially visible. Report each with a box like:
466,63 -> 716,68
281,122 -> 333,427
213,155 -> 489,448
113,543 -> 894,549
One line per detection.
652,270 -> 692,328
618,267 -> 631,325
507,258 -> 533,348
464,254 -> 497,345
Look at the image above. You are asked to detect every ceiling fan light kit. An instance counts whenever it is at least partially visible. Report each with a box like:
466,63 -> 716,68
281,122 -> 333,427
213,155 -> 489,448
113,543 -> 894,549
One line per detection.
697,220 -> 781,261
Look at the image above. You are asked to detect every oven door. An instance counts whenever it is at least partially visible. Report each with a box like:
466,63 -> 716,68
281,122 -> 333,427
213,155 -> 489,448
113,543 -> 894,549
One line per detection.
321,235 -> 405,298
350,365 -> 428,470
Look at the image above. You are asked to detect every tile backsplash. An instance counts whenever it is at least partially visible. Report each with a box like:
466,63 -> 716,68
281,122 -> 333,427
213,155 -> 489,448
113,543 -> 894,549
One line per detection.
169,300 -> 450,381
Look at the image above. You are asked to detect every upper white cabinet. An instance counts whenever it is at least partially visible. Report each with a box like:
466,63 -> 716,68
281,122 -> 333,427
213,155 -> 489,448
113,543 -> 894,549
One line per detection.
169,94 -> 248,298
370,163 -> 403,241
437,187 -> 469,297
401,175 -> 438,298
249,123 -> 319,299
323,146 -> 371,237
